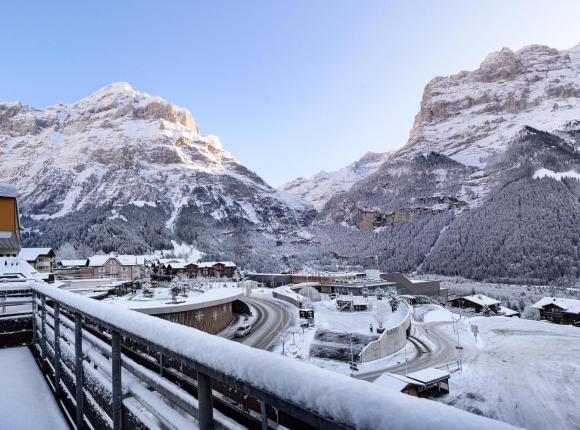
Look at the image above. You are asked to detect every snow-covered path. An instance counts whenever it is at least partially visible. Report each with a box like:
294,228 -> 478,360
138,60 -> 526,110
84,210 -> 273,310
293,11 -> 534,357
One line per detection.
0,347 -> 68,430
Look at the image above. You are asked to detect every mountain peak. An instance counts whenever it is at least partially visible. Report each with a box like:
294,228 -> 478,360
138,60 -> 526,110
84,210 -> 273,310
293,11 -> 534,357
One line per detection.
96,81 -> 135,94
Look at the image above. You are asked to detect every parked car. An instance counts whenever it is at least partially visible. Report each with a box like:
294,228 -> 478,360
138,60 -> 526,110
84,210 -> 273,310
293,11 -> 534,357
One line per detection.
235,324 -> 252,338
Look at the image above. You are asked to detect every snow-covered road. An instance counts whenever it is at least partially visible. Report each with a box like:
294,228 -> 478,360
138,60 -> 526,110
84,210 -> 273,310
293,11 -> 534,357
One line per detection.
355,319 -> 465,380
223,296 -> 292,350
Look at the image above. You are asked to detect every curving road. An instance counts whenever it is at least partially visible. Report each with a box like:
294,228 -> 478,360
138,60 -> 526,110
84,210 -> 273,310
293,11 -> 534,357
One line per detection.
356,320 -> 465,381
220,296 -> 292,350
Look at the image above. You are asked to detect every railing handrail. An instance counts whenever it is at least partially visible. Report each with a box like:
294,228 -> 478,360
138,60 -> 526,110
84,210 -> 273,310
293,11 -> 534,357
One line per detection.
25,282 -> 517,430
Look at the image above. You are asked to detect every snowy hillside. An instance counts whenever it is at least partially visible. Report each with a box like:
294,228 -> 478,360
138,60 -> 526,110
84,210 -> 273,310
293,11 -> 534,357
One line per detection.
0,83 -> 315,262
279,151 -> 390,210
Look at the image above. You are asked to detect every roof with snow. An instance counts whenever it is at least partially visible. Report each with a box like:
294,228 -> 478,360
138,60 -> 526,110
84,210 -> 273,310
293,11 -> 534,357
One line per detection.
157,258 -> 186,265
499,306 -> 520,317
88,254 -> 145,267
18,248 -> 55,261
59,259 -> 88,267
198,261 -> 236,268
0,257 -> 45,288
531,297 -> 580,314
0,183 -> 17,198
374,373 -> 423,392
457,294 -> 500,307
406,368 -> 450,385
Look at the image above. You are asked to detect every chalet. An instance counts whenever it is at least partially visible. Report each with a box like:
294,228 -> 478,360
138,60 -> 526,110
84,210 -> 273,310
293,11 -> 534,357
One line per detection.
448,294 -> 501,314
0,183 -> 21,257
374,368 -> 450,397
88,254 -> 145,281
18,248 -> 56,273
164,262 -> 200,278
198,261 -> 236,278
532,297 -> 580,325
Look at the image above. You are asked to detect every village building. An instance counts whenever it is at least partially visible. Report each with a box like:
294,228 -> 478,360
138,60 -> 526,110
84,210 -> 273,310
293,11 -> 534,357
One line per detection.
18,248 -> 56,273
532,297 -> 580,325
159,261 -> 237,279
88,254 -> 145,281
380,273 -> 447,300
374,368 -> 450,397
448,294 -> 501,314
0,183 -> 20,257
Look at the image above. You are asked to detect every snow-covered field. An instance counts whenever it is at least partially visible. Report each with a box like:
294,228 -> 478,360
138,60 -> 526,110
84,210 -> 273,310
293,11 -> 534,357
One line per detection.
422,309 -> 580,430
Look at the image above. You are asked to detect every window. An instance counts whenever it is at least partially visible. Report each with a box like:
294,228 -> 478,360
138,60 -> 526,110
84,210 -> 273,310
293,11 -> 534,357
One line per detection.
122,267 -> 127,272
98,267 -> 104,273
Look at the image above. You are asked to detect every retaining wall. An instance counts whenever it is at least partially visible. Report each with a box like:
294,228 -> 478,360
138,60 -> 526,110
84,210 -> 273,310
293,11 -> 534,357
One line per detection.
359,302 -> 412,362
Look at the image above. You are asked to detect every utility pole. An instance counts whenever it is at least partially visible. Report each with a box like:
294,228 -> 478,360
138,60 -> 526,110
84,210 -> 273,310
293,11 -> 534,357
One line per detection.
404,341 -> 408,375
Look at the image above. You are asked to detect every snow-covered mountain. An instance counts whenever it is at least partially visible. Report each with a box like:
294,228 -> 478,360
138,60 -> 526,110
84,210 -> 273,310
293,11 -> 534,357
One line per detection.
279,151 -> 391,210
0,83 -> 315,265
316,43 -> 580,284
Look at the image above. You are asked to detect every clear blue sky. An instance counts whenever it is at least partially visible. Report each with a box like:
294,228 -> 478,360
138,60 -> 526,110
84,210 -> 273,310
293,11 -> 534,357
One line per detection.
1,1 -> 579,186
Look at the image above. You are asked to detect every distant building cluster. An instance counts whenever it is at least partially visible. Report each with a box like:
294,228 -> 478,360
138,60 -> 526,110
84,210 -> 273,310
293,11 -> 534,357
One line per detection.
248,271 -> 447,300
153,259 -> 237,279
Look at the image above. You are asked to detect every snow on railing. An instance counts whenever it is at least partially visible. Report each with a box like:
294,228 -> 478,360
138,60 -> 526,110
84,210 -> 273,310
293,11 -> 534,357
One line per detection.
25,283 -> 518,430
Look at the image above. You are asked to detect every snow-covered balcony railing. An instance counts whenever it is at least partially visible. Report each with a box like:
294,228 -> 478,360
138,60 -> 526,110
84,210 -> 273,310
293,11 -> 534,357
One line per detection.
2,283 -> 518,430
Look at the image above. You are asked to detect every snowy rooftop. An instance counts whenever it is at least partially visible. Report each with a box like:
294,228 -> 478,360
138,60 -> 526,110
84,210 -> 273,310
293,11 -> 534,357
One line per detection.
460,294 -> 500,306
531,297 -> 580,314
88,254 -> 145,267
59,259 -> 88,267
18,247 -> 54,261
406,368 -> 450,385
103,286 -> 242,314
157,258 -> 186,265
373,373 -> 420,392
0,183 -> 17,198
0,257 -> 44,287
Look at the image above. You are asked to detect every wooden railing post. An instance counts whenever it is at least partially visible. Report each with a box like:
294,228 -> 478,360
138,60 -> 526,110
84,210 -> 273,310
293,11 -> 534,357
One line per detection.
159,353 -> 165,377
111,331 -> 123,430
197,371 -> 214,430
54,302 -> 61,400
75,312 -> 84,429
41,295 -> 46,362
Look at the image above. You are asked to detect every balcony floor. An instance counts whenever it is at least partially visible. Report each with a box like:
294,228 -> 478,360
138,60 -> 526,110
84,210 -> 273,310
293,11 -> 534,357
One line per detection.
0,347 -> 68,430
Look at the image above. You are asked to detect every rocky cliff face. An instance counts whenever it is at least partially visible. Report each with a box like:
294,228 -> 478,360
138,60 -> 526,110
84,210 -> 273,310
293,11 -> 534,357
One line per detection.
316,43 -> 580,284
279,151 -> 391,210
0,83 -> 315,265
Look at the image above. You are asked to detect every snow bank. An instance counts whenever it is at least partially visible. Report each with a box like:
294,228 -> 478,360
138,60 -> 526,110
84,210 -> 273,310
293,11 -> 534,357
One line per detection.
31,283 -> 516,429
